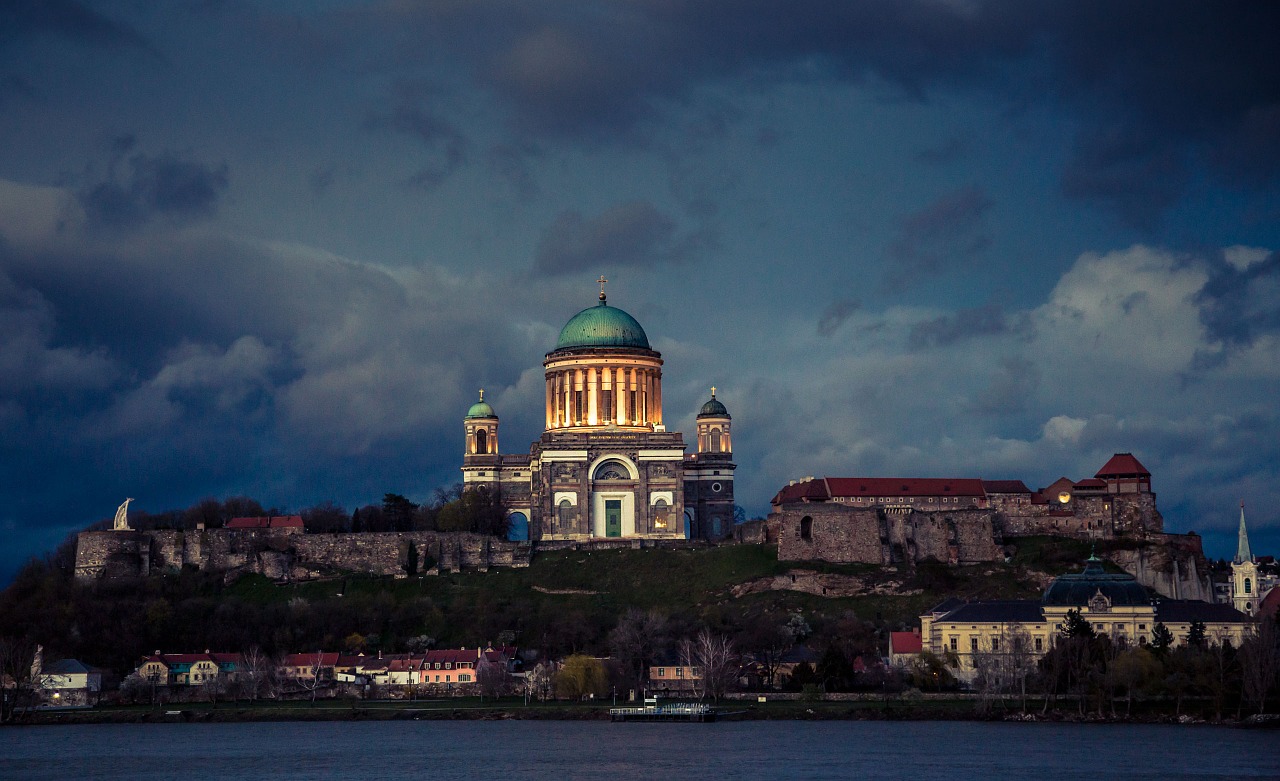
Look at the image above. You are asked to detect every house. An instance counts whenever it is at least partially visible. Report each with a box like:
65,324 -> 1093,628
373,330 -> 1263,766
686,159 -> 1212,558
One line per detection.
134,652 -> 242,686
648,660 -> 700,693
280,652 -> 338,682
888,630 -> 923,668
36,659 -> 104,706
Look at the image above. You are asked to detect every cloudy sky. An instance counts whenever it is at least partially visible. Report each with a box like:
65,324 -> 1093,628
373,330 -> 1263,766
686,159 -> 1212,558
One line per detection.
2,1 -> 1279,580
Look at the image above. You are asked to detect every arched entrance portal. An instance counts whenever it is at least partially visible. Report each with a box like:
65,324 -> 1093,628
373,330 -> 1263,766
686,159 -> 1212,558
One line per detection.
590,457 -> 637,537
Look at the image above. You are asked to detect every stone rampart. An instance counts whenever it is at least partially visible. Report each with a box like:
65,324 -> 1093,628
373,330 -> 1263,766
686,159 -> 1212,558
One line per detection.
75,528 -> 532,582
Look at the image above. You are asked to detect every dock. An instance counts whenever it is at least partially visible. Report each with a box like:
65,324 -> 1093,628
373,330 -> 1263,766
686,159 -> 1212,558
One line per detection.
609,702 -> 716,722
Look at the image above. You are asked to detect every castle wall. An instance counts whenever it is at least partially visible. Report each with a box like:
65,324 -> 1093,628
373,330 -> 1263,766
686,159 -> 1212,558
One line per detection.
776,506 -> 1004,566
76,528 -> 532,582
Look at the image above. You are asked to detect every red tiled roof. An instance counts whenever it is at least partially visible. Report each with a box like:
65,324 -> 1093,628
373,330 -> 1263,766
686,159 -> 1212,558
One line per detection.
210,653 -> 243,666
774,477 -> 987,504
1260,587 -> 1280,620
145,653 -> 215,665
226,515 -> 304,529
423,649 -> 481,664
281,653 -> 339,667
824,477 -> 987,498
1073,478 -> 1106,488
982,480 -> 1031,494
889,631 -> 923,654
1095,453 -> 1150,478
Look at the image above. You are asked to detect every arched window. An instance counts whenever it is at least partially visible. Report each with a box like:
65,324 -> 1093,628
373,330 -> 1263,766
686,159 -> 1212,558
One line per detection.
654,499 -> 669,530
557,499 -> 572,533
1244,578 -> 1252,594
710,428 -> 722,453
593,460 -> 629,480
800,516 -> 813,541
475,429 -> 488,454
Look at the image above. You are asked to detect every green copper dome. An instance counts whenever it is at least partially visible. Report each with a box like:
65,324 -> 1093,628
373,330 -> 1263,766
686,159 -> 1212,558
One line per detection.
466,390 -> 496,419
1042,557 -> 1150,607
698,391 -> 730,418
555,300 -> 651,350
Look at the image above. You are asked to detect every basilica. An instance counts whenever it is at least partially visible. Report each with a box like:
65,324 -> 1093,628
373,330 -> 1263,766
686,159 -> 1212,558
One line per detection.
461,285 -> 736,542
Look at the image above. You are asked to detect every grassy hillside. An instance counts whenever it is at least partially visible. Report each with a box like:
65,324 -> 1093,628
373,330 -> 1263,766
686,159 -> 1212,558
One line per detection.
2,537 -> 1093,675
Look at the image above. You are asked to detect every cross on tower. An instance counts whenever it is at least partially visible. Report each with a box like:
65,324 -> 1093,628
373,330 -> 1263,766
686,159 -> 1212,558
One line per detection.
597,275 -> 608,302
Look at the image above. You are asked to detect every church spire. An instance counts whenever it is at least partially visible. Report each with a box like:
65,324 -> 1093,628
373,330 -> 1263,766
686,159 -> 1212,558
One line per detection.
1234,500 -> 1253,564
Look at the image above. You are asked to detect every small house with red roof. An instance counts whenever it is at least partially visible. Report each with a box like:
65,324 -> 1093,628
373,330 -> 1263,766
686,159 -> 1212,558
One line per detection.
888,630 -> 924,668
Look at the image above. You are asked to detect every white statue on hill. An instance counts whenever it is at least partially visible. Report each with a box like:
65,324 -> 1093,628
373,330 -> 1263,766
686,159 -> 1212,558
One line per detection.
114,498 -> 134,531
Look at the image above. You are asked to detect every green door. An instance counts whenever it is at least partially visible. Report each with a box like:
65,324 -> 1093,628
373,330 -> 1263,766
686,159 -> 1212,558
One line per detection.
605,500 -> 622,537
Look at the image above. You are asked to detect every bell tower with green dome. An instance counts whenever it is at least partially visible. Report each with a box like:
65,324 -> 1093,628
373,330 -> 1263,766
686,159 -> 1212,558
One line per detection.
462,278 -> 738,543
685,388 -> 736,540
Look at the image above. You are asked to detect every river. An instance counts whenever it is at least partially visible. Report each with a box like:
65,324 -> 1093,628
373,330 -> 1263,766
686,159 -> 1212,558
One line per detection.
2,720 -> 1275,780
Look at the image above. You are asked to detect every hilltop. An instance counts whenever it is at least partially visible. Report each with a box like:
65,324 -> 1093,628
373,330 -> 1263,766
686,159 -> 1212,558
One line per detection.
1,536 -> 1099,676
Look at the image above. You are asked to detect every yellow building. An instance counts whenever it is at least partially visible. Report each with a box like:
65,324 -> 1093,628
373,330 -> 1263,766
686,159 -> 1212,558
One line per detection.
920,557 -> 1254,681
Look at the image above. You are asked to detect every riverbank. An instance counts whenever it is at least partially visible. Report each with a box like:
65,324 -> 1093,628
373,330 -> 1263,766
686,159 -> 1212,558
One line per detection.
11,697 -> 1280,727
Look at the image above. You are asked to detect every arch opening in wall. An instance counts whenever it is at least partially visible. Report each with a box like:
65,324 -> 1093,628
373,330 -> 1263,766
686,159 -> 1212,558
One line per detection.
475,429 -> 488,454
654,498 -> 670,531
800,515 -> 813,541
507,512 -> 528,541
710,428 -> 722,453
557,499 -> 573,535
1244,578 -> 1252,594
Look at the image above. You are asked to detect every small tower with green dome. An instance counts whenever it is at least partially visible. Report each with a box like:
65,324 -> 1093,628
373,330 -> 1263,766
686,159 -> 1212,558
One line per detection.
686,387 -> 736,540
464,389 -> 499,457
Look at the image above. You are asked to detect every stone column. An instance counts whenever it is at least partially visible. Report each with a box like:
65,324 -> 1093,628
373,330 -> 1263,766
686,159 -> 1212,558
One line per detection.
615,367 -> 626,425
587,367 -> 598,425
545,375 -> 553,430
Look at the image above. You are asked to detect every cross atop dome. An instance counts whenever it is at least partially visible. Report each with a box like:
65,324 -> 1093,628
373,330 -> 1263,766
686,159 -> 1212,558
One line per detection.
597,275 -> 608,303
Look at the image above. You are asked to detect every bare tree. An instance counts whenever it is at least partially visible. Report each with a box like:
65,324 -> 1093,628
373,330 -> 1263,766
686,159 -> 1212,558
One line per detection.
609,609 -> 669,691
0,637 -> 40,723
523,662 -> 554,703
242,646 -> 277,702
1240,617 -> 1279,715
296,652 -> 327,705
679,629 -> 736,702
478,658 -> 511,700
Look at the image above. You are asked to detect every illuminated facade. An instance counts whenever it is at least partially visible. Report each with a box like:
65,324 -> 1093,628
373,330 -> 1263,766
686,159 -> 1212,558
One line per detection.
463,284 -> 735,541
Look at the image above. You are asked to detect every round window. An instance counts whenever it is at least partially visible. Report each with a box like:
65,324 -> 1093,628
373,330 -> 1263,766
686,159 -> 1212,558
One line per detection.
711,482 -> 722,493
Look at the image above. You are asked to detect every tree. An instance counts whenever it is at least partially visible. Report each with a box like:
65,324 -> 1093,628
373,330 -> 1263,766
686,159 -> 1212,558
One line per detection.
383,494 -> 418,533
1240,616 -> 1279,715
1108,647 -> 1160,716
478,658 -> 511,700
815,644 -> 855,692
295,652 -> 328,705
609,609 -> 669,692
1150,623 -> 1175,657
242,646 -> 276,702
435,487 -> 510,537
0,637 -> 39,723
405,542 -> 420,577
554,655 -> 608,700
523,662 -> 554,703
679,629 -> 737,701
1186,620 -> 1207,648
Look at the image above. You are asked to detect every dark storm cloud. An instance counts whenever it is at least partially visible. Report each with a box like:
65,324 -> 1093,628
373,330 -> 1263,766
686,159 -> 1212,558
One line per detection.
77,138 -> 229,229
887,186 -> 993,278
817,299 -> 860,337
908,303 -> 1028,350
1059,125 -> 1188,230
534,200 -> 684,275
1192,250 -> 1280,369
0,0 -> 155,51
304,1 -> 1280,223
369,101 -> 468,191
